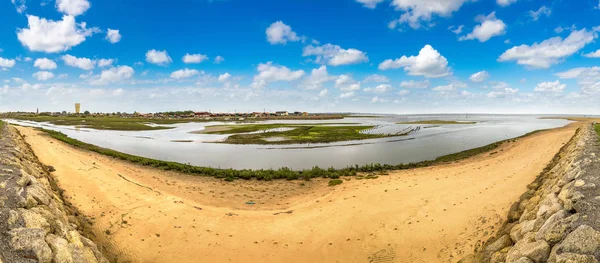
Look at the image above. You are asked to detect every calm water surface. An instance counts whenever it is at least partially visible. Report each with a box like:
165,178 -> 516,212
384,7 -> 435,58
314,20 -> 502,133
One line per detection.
5,114 -> 570,170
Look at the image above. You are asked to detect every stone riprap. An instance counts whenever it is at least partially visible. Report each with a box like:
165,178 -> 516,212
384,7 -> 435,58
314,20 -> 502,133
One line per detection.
0,123 -> 108,263
460,124 -> 600,263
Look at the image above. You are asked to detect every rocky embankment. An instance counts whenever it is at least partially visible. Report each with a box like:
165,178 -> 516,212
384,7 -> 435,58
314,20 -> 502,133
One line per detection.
0,124 -> 107,263
461,124 -> 600,263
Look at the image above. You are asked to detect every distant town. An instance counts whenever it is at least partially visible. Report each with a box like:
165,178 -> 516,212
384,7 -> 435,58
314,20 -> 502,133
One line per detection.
1,108 -> 344,121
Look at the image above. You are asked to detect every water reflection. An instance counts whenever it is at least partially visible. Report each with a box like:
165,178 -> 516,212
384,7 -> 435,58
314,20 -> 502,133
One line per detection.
4,115 -> 569,170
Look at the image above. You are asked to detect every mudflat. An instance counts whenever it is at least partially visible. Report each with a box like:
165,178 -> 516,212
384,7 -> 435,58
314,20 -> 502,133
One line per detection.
16,123 -> 579,263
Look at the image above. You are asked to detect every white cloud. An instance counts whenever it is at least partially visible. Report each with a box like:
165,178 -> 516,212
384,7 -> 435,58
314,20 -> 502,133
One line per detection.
33,71 -> 55,81
0,58 -> 16,69
378,44 -> 451,78
17,15 -> 95,53
170,69 -> 200,79
364,84 -> 393,93
299,65 -> 334,90
449,25 -> 464,34
388,0 -> 471,29
319,89 -> 328,97
183,53 -> 209,64
363,74 -> 390,83
340,91 -> 355,98
498,28 -> 597,69
218,73 -> 231,82
62,55 -> 95,70
583,50 -> 600,58
56,0 -> 90,16
555,67 -> 600,94
504,39 -> 511,44
529,6 -> 551,21
400,80 -> 430,89
105,29 -> 121,43
266,21 -> 300,45
335,74 -> 361,91
98,59 -> 114,67
11,0 -> 26,13
34,58 -> 57,70
79,71 -> 93,79
432,81 -> 467,92
534,80 -> 565,93
398,89 -> 411,96
356,0 -> 384,8
459,12 -> 506,42
250,62 -> 305,89
146,49 -> 172,66
370,96 -> 388,103
470,70 -> 490,83
497,0 -> 517,7
113,88 -> 124,96
57,74 -> 68,79
91,66 -> 134,85
485,81 -> 510,90
214,56 -> 225,64
486,83 -> 518,97
303,44 -> 368,66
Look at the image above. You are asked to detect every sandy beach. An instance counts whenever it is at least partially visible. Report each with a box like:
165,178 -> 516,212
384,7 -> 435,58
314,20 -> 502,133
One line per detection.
15,122 -> 579,263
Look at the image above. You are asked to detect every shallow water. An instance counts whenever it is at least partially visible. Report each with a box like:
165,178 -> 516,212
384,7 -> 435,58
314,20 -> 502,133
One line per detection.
5,114 -> 570,170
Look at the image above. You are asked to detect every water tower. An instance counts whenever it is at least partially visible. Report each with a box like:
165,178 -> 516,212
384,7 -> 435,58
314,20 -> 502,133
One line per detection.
75,103 -> 81,114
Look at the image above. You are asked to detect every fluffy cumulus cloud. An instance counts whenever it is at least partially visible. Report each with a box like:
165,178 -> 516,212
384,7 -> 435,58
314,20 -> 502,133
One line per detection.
0,58 -> 16,69
266,21 -> 300,45
299,66 -> 335,90
356,0 -> 385,8
398,90 -> 410,96
214,56 -> 225,64
363,74 -> 390,83
485,82 -> 518,98
388,0 -> 471,29
534,80 -> 565,93
112,88 -> 124,96
529,6 -> 551,21
105,29 -> 121,43
555,67 -> 600,94
17,15 -> 95,53
378,45 -> 451,78
499,28 -> 597,69
335,74 -> 361,91
98,59 -> 114,67
302,44 -> 368,66
470,70 -> 490,83
459,12 -> 506,42
183,53 -> 209,64
33,71 -> 55,81
91,66 -> 134,85
62,55 -> 95,70
32,58 -> 57,71
170,69 -> 200,79
56,0 -> 90,16
400,80 -> 430,89
364,84 -> 393,93
497,0 -> 517,7
584,50 -> 600,58
448,25 -> 464,34
250,62 -> 305,89
340,91 -> 355,98
218,73 -> 231,82
146,49 -> 172,66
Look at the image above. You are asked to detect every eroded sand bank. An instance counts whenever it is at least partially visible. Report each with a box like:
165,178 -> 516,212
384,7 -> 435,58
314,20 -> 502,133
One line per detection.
16,123 -> 579,263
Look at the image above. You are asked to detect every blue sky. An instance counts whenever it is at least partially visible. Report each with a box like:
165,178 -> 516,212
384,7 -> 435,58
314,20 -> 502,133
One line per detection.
1,0 -> 600,114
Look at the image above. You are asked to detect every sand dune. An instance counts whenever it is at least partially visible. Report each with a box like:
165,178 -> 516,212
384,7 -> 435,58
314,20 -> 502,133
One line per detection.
16,123 -> 579,263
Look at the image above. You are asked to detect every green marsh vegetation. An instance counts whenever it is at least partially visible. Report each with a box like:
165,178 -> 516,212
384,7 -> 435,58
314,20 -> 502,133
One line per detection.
396,120 -> 477,125
34,126 -> 533,182
9,116 -> 181,131
203,123 -> 398,144
594,123 -> 600,139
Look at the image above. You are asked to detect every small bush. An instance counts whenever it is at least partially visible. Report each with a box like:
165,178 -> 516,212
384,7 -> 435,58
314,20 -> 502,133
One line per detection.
328,179 -> 343,186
